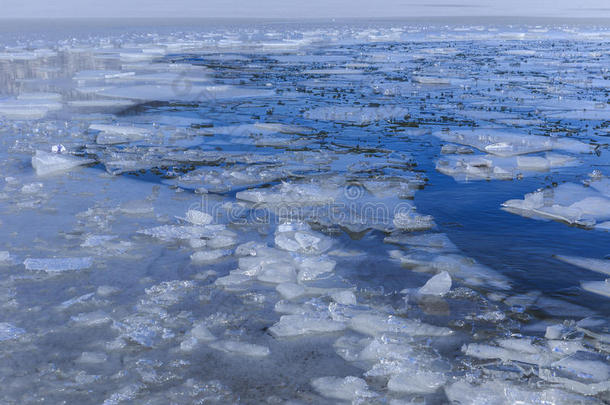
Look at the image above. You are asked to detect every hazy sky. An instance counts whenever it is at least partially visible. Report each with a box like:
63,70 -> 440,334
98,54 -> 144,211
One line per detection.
3,0 -> 610,19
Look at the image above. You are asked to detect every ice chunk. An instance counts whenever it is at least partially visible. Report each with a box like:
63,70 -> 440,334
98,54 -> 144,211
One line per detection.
393,211 -> 435,231
236,181 -> 338,207
138,224 -> 223,242
269,314 -> 346,337
539,351 -> 610,395
206,232 -> 237,249
191,249 -> 229,263
31,150 -> 94,176
256,261 -> 297,284
445,380 -> 591,405
311,376 -> 374,401
297,257 -> 336,281
275,229 -> 332,254
276,283 -> 306,300
391,251 -> 510,290
413,76 -> 451,85
0,323 -> 25,341
90,124 -> 149,144
436,153 -> 576,181
180,322 -> 216,351
418,271 -> 452,296
71,310 -> 112,326
441,144 -> 474,154
76,352 -> 108,364
214,273 -> 251,288
24,257 -> 93,273
0,95 -> 62,119
331,290 -> 357,305
434,129 -> 592,157
97,285 -> 120,297
350,314 -> 452,337
209,340 -> 270,357
102,383 -> 143,405
463,341 -> 551,366
183,210 -> 213,225
58,292 -> 95,310
503,180 -> 610,228
142,280 -> 195,307
387,371 -> 446,394
113,314 -> 170,348
304,106 -> 408,125
577,317 -> 610,344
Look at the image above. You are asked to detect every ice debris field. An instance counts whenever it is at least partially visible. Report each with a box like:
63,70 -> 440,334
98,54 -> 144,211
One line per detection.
0,19 -> 610,404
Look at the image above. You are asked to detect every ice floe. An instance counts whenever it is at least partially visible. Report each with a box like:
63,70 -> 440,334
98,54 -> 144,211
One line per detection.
503,176 -> 610,229
31,150 -> 95,176
434,129 -> 593,157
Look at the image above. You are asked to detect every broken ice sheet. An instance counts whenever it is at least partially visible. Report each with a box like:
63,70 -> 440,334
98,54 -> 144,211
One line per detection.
436,153 -> 578,181
311,376 -> 375,401
304,106 -> 409,125
434,129 -> 593,157
417,271 -> 452,296
31,150 -> 95,176
502,176 -> 610,228
269,314 -> 346,337
90,124 -> 150,145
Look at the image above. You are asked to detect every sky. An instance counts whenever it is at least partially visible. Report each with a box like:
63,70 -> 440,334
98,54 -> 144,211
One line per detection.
2,0 -> 610,19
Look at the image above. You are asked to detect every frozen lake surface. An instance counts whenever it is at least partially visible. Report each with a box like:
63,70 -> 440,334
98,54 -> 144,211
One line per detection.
0,18 -> 610,404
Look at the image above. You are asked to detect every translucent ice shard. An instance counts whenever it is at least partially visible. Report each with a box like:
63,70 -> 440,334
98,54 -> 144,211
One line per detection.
31,150 -> 95,176
418,271 -> 452,296
350,313 -> 452,337
269,314 -> 346,337
387,370 -> 446,394
274,226 -> 332,255
311,376 -> 375,401
182,210 -> 213,226
191,249 -> 230,263
90,124 -> 149,144
276,283 -> 306,300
